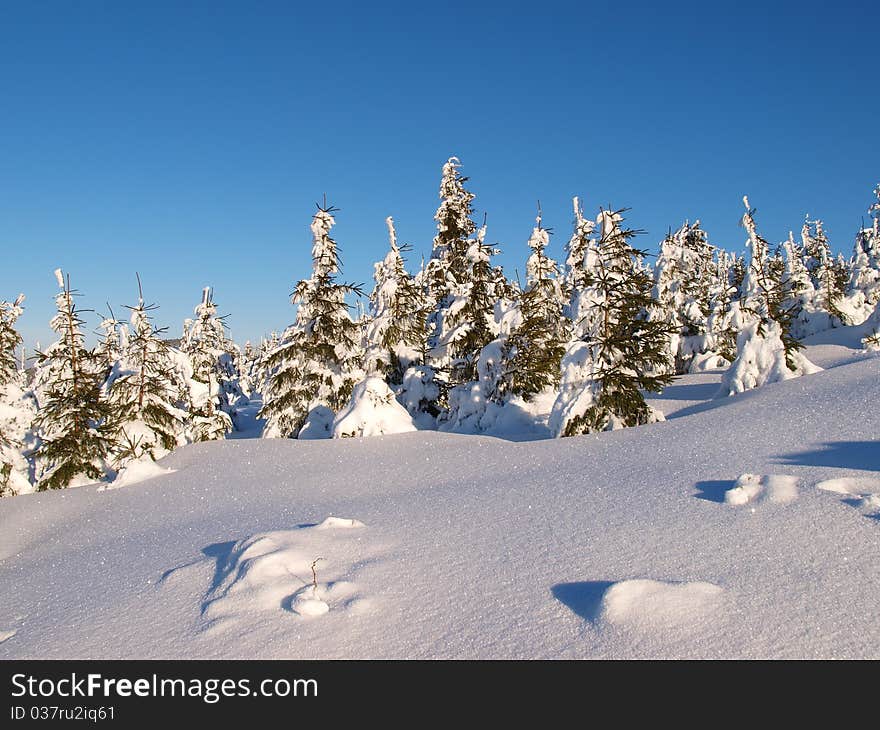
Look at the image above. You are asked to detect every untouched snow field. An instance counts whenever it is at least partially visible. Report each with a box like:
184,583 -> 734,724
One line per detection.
1,344 -> 878,659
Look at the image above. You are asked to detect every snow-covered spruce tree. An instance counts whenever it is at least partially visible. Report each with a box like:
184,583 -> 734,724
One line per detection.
550,208 -> 675,437
363,217 -> 428,383
0,294 -> 34,496
440,220 -> 502,388
95,309 -> 125,373
423,157 -> 478,308
498,211 -> 568,400
847,184 -> 880,319
563,196 -> 598,326
415,157 -> 486,414
33,271 -> 114,489
720,198 -> 820,396
103,285 -> 188,466
705,248 -> 740,364
802,218 -> 848,325
650,221 -> 724,373
332,376 -> 417,438
259,202 -> 364,438
180,288 -> 234,440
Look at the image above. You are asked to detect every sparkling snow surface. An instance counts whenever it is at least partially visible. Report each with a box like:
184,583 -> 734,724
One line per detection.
1,347 -> 878,659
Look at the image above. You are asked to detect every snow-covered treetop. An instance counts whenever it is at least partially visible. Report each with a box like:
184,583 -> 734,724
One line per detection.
311,207 -> 339,279
433,156 -> 477,254
740,196 -> 769,307
0,294 -> 26,386
527,213 -> 550,253
182,287 -> 228,354
564,196 -> 597,283
871,184 -> 880,219
385,216 -> 398,253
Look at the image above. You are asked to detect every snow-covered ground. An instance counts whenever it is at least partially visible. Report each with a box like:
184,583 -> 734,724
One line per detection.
1,342 -> 878,659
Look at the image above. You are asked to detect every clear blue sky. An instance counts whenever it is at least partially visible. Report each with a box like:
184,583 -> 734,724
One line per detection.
1,0 -> 877,350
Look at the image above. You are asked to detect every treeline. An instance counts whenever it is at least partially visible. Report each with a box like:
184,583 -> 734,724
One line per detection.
2,158 -> 879,494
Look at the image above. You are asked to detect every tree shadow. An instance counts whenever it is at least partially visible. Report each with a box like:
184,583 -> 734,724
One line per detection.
551,581 -> 615,623
774,442 -> 879,472
202,540 -> 237,593
693,480 -> 735,503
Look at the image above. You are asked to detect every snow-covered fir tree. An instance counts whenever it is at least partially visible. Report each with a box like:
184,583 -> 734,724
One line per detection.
847,184 -> 880,317
417,157 -> 492,413
720,198 -> 820,396
499,211 -> 568,400
550,208 -> 674,437
180,288 -> 235,440
33,271 -> 114,489
563,196 -> 598,325
95,310 -> 125,373
103,285 -> 188,465
650,221 -> 725,373
363,217 -> 428,382
259,202 -> 364,438
0,294 -> 34,496
802,218 -> 848,325
440,219 -> 502,388
704,248 -> 740,364
423,157 -> 478,309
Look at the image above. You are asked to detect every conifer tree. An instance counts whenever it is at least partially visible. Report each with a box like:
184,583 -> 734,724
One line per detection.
803,218 -> 848,324
651,221 -> 721,373
563,196 -> 599,326
550,208 -> 674,436
180,288 -> 235,439
364,217 -> 428,383
259,202 -> 364,438
441,220 -> 501,388
0,294 -> 33,496
848,184 -> 880,310
33,271 -> 113,489
423,157 -> 478,309
720,199 -> 820,395
500,210 -> 569,399
104,281 -> 188,464
418,158 -> 502,413
705,249 -> 740,364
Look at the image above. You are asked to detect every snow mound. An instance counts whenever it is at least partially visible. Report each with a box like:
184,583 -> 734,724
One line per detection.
315,516 -> 365,530
101,459 -> 176,491
290,581 -> 360,618
298,405 -> 335,440
333,377 -> 416,438
600,579 -> 723,630
720,319 -> 821,397
724,474 -> 799,506
817,477 -> 880,514
816,476 -> 880,496
0,629 -> 17,644
190,521 -> 378,631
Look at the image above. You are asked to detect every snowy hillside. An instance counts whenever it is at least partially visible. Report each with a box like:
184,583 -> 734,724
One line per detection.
1,343 -> 878,659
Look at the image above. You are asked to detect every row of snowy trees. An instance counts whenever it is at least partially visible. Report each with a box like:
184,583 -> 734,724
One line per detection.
258,159 -> 880,441
3,160 -> 879,494
0,276 -> 247,495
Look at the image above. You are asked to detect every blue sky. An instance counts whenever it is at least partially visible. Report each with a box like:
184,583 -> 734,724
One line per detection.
1,1 -> 877,349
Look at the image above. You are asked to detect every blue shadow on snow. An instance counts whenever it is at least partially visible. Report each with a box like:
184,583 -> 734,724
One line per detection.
694,480 -> 736,503
551,581 -> 615,623
774,441 -> 879,472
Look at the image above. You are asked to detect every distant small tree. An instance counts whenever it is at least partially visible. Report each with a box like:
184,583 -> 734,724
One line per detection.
180,288 -> 234,441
